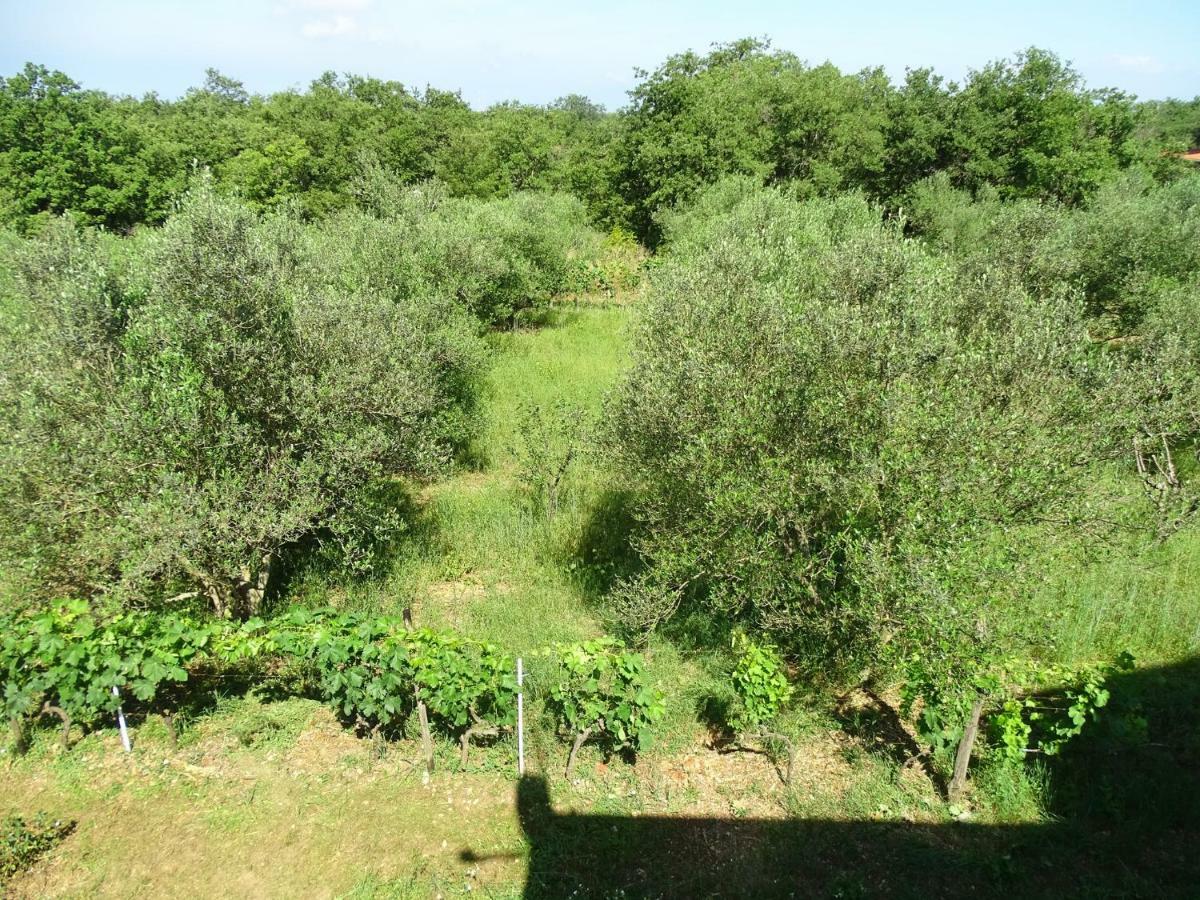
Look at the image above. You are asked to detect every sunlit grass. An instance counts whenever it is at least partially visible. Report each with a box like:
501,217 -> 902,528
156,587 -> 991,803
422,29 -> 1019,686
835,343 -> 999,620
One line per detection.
1032,527 -> 1200,667
379,304 -> 632,646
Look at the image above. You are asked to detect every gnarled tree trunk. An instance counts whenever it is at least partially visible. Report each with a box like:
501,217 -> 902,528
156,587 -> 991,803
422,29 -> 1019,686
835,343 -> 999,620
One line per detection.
565,726 -> 593,779
200,552 -> 273,619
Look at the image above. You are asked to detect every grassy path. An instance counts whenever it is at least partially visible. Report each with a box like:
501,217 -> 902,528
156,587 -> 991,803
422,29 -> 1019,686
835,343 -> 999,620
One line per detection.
290,303 -> 632,649
408,303 -> 631,647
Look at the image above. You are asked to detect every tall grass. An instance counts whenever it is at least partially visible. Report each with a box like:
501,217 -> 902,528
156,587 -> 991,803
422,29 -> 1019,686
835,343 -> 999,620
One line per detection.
287,305 -> 631,649
1034,528 -> 1200,666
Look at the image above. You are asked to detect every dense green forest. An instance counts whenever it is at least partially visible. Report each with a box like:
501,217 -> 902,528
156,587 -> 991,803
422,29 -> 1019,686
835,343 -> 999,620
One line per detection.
2,40 -> 1198,239
2,38 -> 1199,897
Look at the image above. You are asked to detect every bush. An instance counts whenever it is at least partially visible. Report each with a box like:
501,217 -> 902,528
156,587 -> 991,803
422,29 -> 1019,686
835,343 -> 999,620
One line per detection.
606,187 -> 1165,690
415,192 -> 595,324
1,600 -> 217,737
347,163 -> 598,315
904,173 -> 1075,301
909,170 -> 1200,336
654,175 -> 766,250
728,632 -> 793,734
315,182 -> 603,326
987,652 -> 1137,765
562,228 -> 647,299
908,172 -> 1200,531
1,602 -> 660,774
510,400 -> 590,520
302,612 -> 518,758
0,182 -> 483,614
1058,171 -> 1200,333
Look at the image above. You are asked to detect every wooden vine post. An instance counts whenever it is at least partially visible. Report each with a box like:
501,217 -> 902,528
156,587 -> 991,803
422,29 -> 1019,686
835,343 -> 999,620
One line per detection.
403,607 -> 435,777
759,729 -> 796,787
948,695 -> 986,802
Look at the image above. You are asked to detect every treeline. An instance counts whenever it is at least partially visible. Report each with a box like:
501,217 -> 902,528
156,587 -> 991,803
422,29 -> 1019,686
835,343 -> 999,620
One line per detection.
2,40 -> 1198,242
0,64 -> 621,232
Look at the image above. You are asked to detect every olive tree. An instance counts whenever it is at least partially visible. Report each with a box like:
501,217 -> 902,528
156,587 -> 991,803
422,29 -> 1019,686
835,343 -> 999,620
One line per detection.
323,174 -> 599,328
0,184 -> 483,615
606,187 -> 1122,684
906,172 -> 1200,530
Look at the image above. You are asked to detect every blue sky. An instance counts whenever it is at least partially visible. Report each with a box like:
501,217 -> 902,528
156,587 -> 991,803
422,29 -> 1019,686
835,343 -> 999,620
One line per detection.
2,0 -> 1197,108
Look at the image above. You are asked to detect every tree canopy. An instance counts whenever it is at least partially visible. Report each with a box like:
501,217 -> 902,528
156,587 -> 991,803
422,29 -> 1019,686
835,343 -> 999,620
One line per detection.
0,43 -> 1190,240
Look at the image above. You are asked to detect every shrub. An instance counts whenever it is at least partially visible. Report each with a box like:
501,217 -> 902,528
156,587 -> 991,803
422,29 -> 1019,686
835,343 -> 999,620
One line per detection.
1059,171 -> 1200,333
1,600 -> 220,743
1,814 -> 74,883
723,631 -> 798,782
904,173 -> 1076,301
987,665 -> 1121,765
303,612 -> 412,734
562,228 -> 647,299
0,183 -> 483,614
909,169 -> 1200,336
728,632 -> 793,734
1,602 -> 660,775
248,610 -> 518,762
908,172 -> 1200,532
510,400 -> 590,520
415,192 -> 594,324
606,187 -> 1156,692
409,630 -> 517,763
654,175 -> 766,250
316,184 -> 602,327
349,159 -> 450,224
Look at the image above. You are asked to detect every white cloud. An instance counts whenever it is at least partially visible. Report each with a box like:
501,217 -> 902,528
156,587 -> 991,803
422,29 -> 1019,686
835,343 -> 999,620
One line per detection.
301,14 -> 360,38
1112,54 -> 1166,75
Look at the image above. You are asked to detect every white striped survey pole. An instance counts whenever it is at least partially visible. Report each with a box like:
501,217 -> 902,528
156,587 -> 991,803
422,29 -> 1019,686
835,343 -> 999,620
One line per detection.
516,658 -> 525,776
112,685 -> 132,753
